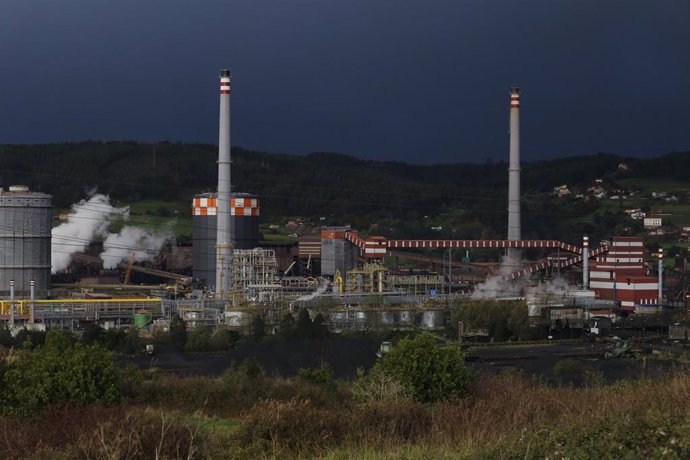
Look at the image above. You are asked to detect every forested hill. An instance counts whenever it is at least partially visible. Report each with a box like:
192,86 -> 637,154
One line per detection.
1,142 -> 689,242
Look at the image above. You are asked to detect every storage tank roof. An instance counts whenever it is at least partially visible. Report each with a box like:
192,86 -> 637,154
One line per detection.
0,185 -> 52,198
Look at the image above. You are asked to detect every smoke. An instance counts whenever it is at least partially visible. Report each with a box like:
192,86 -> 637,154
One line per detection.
471,256 -> 524,299
471,276 -> 523,298
51,194 -> 171,273
524,277 -> 573,316
100,226 -> 169,269
524,276 -> 571,302
51,194 -> 128,273
292,281 -> 332,305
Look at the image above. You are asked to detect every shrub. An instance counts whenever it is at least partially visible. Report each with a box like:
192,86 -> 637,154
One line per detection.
0,344 -> 120,415
250,315 -> 266,341
298,362 -> 337,391
209,326 -> 239,351
236,398 -> 343,456
169,313 -> 187,350
553,358 -> 584,377
81,323 -> 104,344
494,413 -> 690,459
185,325 -> 211,351
376,334 -> 473,403
352,366 -> 412,403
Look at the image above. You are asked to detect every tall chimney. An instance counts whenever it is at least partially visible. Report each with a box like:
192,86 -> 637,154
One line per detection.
582,236 -> 589,289
216,69 -> 233,299
9,279 -> 15,326
30,279 -> 35,324
658,248 -> 664,304
506,87 -> 521,268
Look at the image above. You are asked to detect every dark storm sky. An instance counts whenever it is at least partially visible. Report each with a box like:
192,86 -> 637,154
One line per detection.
1,0 -> 689,164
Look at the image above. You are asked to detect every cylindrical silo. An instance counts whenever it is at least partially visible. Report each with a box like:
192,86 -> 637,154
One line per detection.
192,192 -> 260,288
231,194 -> 260,249
0,186 -> 52,295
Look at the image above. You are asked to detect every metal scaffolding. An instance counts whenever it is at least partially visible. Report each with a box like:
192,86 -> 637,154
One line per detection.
232,248 -> 278,296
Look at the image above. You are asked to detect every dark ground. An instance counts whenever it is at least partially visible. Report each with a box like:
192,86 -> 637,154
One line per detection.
121,337 -> 686,386
122,336 -> 380,380
470,342 -> 683,386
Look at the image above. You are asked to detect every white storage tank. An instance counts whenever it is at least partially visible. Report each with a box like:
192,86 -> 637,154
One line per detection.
0,186 -> 52,295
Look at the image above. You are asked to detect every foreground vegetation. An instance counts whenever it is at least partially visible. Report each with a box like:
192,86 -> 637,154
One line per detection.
4,366 -> 690,458
2,325 -> 690,458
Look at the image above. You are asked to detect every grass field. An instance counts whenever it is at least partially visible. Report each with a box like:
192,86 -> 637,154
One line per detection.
617,177 -> 690,194
126,199 -> 193,238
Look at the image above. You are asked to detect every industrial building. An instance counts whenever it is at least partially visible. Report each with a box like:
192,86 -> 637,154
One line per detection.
0,186 -> 52,295
0,79 -> 677,337
191,192 -> 261,288
589,237 -> 662,311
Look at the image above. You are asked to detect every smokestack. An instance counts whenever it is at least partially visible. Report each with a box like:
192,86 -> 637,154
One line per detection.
582,236 -> 589,289
216,69 -> 233,299
506,87 -> 521,268
658,248 -> 664,304
30,279 -> 35,324
9,279 -> 15,326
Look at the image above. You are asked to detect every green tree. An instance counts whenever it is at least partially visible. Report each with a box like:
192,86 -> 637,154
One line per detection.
122,327 -> 141,354
376,334 -> 472,403
169,313 -> 187,350
294,308 -> 313,338
298,362 -> 336,391
185,325 -> 211,351
250,315 -> 266,341
0,326 -> 13,347
209,327 -> 239,351
312,313 -> 330,338
278,313 -> 295,338
81,323 -> 104,345
100,328 -> 127,351
0,344 -> 119,415
44,329 -> 76,351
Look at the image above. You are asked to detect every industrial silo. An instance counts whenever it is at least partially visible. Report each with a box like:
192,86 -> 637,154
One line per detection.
191,192 -> 260,288
0,186 -> 52,295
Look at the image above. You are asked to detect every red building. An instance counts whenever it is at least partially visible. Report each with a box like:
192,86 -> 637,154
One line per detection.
589,237 -> 659,311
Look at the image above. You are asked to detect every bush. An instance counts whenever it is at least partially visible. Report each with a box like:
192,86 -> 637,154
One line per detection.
250,315 -> 266,341
494,413 -> 690,459
209,326 -> 239,351
375,334 -> 473,403
352,366 -> 412,403
185,325 -> 211,351
0,343 -> 120,415
169,313 -> 187,350
44,329 -> 77,351
298,362 -> 337,391
81,323 -> 104,344
553,358 -> 584,377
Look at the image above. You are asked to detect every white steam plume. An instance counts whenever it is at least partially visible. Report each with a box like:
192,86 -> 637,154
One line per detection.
471,256 -> 524,299
51,194 -> 128,273
524,277 -> 573,316
292,281 -> 332,305
100,226 -> 169,269
51,194 -> 172,273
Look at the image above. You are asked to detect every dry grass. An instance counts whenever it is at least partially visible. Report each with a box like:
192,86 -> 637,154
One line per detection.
5,371 -> 690,458
235,370 -> 690,458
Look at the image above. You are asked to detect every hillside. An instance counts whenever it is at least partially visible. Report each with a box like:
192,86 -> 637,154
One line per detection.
1,142 -> 690,244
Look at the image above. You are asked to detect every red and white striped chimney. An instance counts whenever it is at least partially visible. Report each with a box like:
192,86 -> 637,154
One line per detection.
215,69 -> 233,298
506,88 -> 521,268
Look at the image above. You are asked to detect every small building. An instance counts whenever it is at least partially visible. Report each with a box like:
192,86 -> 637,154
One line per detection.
644,217 -> 662,229
552,185 -> 571,197
669,323 -> 690,341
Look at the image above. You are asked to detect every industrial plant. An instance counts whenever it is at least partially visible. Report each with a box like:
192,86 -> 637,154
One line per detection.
0,72 -> 672,339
